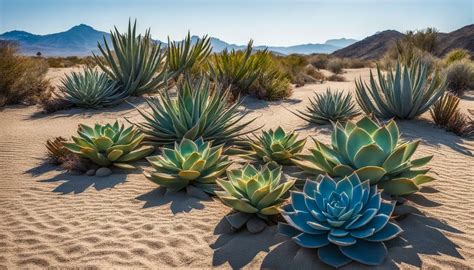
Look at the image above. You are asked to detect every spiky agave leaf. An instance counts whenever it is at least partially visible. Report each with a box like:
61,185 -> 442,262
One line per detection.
294,88 -> 360,125
216,162 -> 295,229
133,77 -> 258,146
93,19 -> 169,97
145,138 -> 231,194
279,173 -> 402,268
291,115 -> 434,196
355,60 -> 446,119
58,67 -> 125,108
63,121 -> 154,168
430,92 -> 461,128
167,32 -> 212,78
46,137 -> 70,164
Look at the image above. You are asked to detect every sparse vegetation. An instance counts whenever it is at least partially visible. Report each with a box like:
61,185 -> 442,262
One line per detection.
443,59 -> 474,96
326,58 -> 343,74
46,56 -> 97,68
325,74 -> 345,81
443,48 -> 471,66
430,93 -> 474,137
249,52 -> 292,100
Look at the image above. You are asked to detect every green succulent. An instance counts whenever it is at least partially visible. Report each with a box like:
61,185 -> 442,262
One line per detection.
291,116 -> 434,196
356,60 -> 446,119
294,88 -> 360,125
59,67 -> 124,108
134,77 -> 258,146
216,163 -> 295,230
145,138 -> 231,194
93,20 -> 169,97
64,121 -> 154,169
167,32 -> 212,78
248,127 -> 306,165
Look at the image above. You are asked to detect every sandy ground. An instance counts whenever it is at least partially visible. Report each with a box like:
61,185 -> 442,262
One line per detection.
0,68 -> 473,269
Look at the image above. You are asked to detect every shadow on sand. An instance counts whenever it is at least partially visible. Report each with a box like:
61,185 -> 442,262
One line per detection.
135,187 -> 211,214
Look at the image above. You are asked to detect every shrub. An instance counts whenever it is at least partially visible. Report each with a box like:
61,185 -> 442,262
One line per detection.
381,39 -> 440,73
443,48 -> 471,66
249,52 -> 292,100
443,59 -> 474,96
46,56 -> 97,68
356,60 -> 446,119
45,137 -> 90,172
308,54 -> 329,70
430,93 -> 460,127
0,41 -> 53,106
326,58 -> 343,74
343,58 -> 370,69
325,74 -> 345,82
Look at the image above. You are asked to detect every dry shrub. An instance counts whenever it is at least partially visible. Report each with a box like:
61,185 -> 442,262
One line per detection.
430,93 -> 473,137
343,58 -> 370,69
326,58 -> 344,74
0,41 -> 53,106
46,56 -> 98,68
308,54 -> 330,70
45,136 -> 91,172
40,97 -> 72,113
326,74 -> 345,82
443,59 -> 474,96
443,48 -> 471,66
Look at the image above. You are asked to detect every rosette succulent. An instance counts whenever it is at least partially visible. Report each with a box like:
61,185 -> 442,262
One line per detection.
279,174 -> 403,268
63,121 -> 154,169
248,127 -> 306,165
291,116 -> 434,196
145,138 -> 231,194
216,163 -> 295,231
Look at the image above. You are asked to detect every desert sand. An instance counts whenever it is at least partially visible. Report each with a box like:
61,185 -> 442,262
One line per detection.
0,68 -> 473,269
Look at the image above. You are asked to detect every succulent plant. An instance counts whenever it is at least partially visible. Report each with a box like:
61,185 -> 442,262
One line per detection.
46,137 -> 70,164
63,121 -> 154,169
167,32 -> 212,78
216,163 -> 295,231
145,138 -> 231,194
248,127 -> 306,165
294,88 -> 360,125
279,173 -> 403,268
430,92 -> 460,128
134,77 -> 258,146
93,20 -> 169,97
58,67 -> 124,108
291,116 -> 434,196
355,60 -> 446,119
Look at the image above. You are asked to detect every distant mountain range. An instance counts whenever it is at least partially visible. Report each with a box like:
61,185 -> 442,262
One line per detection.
332,24 -> 474,60
0,24 -> 357,57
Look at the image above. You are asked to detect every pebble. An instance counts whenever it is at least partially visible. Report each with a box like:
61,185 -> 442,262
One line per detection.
86,169 -> 96,176
95,167 -> 112,177
246,216 -> 266,234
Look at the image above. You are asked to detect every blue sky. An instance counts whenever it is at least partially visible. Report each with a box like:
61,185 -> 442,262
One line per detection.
0,0 -> 472,46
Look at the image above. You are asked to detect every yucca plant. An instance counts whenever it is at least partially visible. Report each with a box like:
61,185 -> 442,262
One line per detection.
167,32 -> 212,78
216,163 -> 295,232
248,127 -> 306,165
294,88 -> 360,125
93,20 -> 169,97
291,116 -> 434,196
430,93 -> 460,127
145,138 -> 231,194
58,67 -> 124,108
279,173 -> 402,268
133,77 -> 258,146
64,121 -> 154,169
356,60 -> 446,119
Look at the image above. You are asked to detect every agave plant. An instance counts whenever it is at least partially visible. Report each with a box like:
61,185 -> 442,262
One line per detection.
93,20 -> 169,97
248,127 -> 306,165
63,121 -> 154,169
134,77 -> 257,146
216,163 -> 295,231
355,60 -> 446,119
58,67 -> 124,108
430,92 -> 460,127
46,137 -> 70,164
167,32 -> 212,78
279,173 -> 402,268
291,116 -> 434,196
294,88 -> 360,125
145,138 -> 231,194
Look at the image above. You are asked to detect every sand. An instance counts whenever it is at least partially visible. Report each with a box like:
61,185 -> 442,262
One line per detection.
0,68 -> 473,269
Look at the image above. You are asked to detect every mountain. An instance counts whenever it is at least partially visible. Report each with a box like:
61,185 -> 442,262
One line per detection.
332,25 -> 474,60
0,24 -> 356,56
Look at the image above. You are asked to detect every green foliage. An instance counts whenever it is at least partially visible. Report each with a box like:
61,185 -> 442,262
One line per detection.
93,20 -> 169,97
216,163 -> 295,229
58,67 -> 124,108
64,121 -> 154,169
443,48 -> 471,66
443,59 -> 474,96
134,77 -> 257,146
291,116 -> 434,196
145,138 -> 231,194
249,52 -> 291,100
167,32 -> 212,78
279,173 -> 402,268
404,27 -> 438,53
294,88 -> 359,125
249,127 -> 306,165
356,60 -> 446,119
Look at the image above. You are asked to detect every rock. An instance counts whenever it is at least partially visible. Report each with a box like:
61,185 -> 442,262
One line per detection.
246,216 -> 266,234
186,185 -> 210,200
95,167 -> 112,177
86,169 -> 96,176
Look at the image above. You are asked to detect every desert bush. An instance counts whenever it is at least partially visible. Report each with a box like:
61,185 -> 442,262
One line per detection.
443,48 -> 471,66
447,111 -> 474,137
404,28 -> 438,53
342,58 -> 370,69
308,54 -> 329,69
325,74 -> 345,82
0,41 -> 53,106
430,93 -> 460,127
381,41 -> 439,73
249,52 -> 291,100
272,54 -> 307,85
326,58 -> 343,74
46,56 -> 98,68
304,65 -> 325,81
443,59 -> 474,96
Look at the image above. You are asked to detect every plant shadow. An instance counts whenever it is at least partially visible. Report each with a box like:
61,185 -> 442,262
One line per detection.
135,187 -> 211,214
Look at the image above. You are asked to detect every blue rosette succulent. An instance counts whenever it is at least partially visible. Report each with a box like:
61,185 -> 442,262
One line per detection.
278,173 -> 402,268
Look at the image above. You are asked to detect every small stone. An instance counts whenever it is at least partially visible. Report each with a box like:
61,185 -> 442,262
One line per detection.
186,185 -> 210,200
246,216 -> 266,234
95,167 -> 112,177
86,169 -> 96,176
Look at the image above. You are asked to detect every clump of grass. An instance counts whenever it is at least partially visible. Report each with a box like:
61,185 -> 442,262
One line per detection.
430,93 -> 473,137
326,58 -> 343,74
443,49 -> 471,66
343,58 -> 370,69
249,52 -> 291,100
443,59 -> 474,96
325,74 -> 345,82
0,41 -> 53,106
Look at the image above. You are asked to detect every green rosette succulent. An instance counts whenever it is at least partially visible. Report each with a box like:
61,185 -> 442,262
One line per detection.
279,173 -> 403,268
291,116 -> 434,196
248,127 -> 306,165
216,163 -> 295,231
145,138 -> 231,194
64,121 -> 154,169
